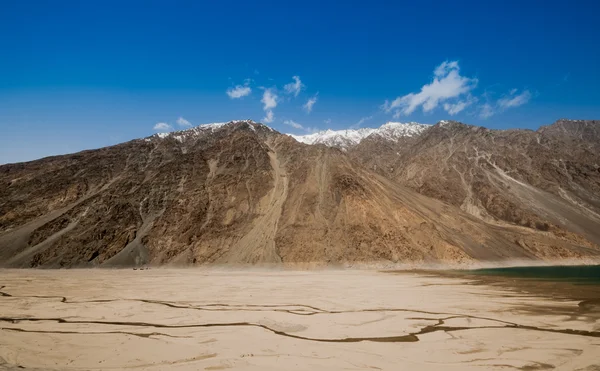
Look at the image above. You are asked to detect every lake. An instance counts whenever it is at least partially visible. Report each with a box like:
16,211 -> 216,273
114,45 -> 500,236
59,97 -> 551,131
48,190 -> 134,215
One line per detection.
463,264 -> 600,285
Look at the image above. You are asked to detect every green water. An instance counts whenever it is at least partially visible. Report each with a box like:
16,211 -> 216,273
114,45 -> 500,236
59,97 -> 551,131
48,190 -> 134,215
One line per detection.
463,265 -> 600,285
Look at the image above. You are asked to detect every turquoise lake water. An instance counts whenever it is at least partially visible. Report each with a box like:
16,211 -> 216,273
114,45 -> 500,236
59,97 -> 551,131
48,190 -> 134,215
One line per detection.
463,265 -> 600,285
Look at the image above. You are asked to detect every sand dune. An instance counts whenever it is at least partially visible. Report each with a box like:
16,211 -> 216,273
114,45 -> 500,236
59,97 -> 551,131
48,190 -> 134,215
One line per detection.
0,269 -> 599,370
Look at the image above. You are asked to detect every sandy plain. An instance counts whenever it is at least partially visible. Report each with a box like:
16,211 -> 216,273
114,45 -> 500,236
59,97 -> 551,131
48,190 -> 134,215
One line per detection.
0,268 -> 599,370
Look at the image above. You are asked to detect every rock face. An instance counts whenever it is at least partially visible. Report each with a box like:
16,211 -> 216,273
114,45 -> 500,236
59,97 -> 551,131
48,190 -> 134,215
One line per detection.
1,119 -> 599,267
347,120 -> 600,247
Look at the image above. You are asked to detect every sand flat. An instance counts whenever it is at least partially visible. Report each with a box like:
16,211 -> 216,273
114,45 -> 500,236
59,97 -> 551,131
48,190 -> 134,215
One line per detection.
0,269 -> 599,370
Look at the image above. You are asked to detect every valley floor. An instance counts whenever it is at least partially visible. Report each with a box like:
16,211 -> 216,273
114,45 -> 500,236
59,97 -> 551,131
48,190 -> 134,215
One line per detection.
0,269 -> 599,370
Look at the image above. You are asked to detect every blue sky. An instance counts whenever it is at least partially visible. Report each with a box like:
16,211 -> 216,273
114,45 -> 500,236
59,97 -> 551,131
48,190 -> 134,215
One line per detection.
1,0 -> 600,164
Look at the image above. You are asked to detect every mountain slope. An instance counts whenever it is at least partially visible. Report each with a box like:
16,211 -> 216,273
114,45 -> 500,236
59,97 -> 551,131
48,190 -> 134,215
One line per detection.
348,119 -> 600,248
1,120 -> 599,267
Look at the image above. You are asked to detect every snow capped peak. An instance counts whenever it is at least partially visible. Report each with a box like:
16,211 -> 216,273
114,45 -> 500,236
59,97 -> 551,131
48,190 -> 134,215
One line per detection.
151,122 -> 227,142
374,121 -> 430,140
557,118 -> 586,124
290,127 -> 377,147
148,119 -> 266,142
289,121 -> 431,147
145,119 -> 431,148
435,120 -> 473,130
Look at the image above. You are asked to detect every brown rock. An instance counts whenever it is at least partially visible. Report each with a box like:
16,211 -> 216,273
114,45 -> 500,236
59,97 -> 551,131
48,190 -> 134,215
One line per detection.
1,119 -> 599,267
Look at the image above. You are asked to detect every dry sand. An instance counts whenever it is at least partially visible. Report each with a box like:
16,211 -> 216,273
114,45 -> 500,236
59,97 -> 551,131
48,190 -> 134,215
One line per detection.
0,268 -> 599,370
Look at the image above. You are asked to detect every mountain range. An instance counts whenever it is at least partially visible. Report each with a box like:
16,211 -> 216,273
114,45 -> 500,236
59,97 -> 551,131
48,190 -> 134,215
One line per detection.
1,119 -> 599,267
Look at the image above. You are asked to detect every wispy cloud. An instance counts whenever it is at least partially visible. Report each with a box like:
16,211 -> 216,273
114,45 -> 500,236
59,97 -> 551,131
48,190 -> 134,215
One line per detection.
383,60 -> 534,120
284,76 -> 305,97
443,94 -> 478,115
383,60 -> 478,118
261,88 -> 278,110
261,88 -> 278,123
263,110 -> 274,123
176,117 -> 192,127
478,88 -> 532,119
479,103 -> 495,119
324,118 -> 332,125
283,119 -> 319,133
303,94 -> 318,113
356,115 -> 373,126
497,89 -> 531,109
226,80 -> 252,99
283,119 -> 303,129
153,122 -> 173,132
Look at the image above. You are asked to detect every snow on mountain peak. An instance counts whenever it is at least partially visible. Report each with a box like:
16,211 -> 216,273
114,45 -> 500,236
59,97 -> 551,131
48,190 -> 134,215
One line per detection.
375,121 -> 430,140
289,121 -> 430,147
149,120 -> 263,142
147,119 -> 431,148
290,127 -> 376,147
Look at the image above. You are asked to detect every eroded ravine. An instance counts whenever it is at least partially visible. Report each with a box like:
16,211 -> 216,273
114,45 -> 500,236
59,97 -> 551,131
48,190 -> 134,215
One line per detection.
0,176 -> 123,266
219,143 -> 288,263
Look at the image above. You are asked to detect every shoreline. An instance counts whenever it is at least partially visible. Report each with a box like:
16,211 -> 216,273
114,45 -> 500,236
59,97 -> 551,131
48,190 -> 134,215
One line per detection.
1,269 -> 599,370
2,258 -> 600,271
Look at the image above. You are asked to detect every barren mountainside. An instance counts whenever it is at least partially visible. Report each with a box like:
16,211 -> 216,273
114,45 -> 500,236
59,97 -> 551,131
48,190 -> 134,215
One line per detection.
348,120 -> 600,245
1,119 -> 599,267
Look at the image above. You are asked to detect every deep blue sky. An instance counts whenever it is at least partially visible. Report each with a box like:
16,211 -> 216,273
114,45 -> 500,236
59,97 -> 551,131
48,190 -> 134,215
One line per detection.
1,0 -> 599,163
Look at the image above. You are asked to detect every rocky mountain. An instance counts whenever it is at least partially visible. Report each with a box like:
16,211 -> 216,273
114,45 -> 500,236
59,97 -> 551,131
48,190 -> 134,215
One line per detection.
1,119 -> 599,268
347,119 -> 600,248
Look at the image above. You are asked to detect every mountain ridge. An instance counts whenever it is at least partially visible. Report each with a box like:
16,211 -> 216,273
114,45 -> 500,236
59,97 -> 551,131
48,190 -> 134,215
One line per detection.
289,121 -> 430,148
1,118 -> 599,267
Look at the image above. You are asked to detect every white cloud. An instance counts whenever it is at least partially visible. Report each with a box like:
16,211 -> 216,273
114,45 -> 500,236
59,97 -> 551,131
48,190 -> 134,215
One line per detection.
383,60 -> 478,117
260,88 -> 278,124
263,110 -> 275,123
383,59 -> 532,120
443,95 -> 477,115
324,118 -> 332,125
283,119 -> 303,129
479,103 -> 495,119
283,120 -> 318,133
434,61 -> 459,77
303,94 -> 318,113
153,122 -> 173,132
478,89 -> 532,119
284,76 -> 305,97
176,117 -> 192,127
498,89 -> 531,109
226,83 -> 252,99
356,115 -> 373,126
261,88 -> 278,110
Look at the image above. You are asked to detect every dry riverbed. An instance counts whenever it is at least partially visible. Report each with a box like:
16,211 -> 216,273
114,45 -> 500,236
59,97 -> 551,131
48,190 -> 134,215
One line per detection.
0,268 -> 599,370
